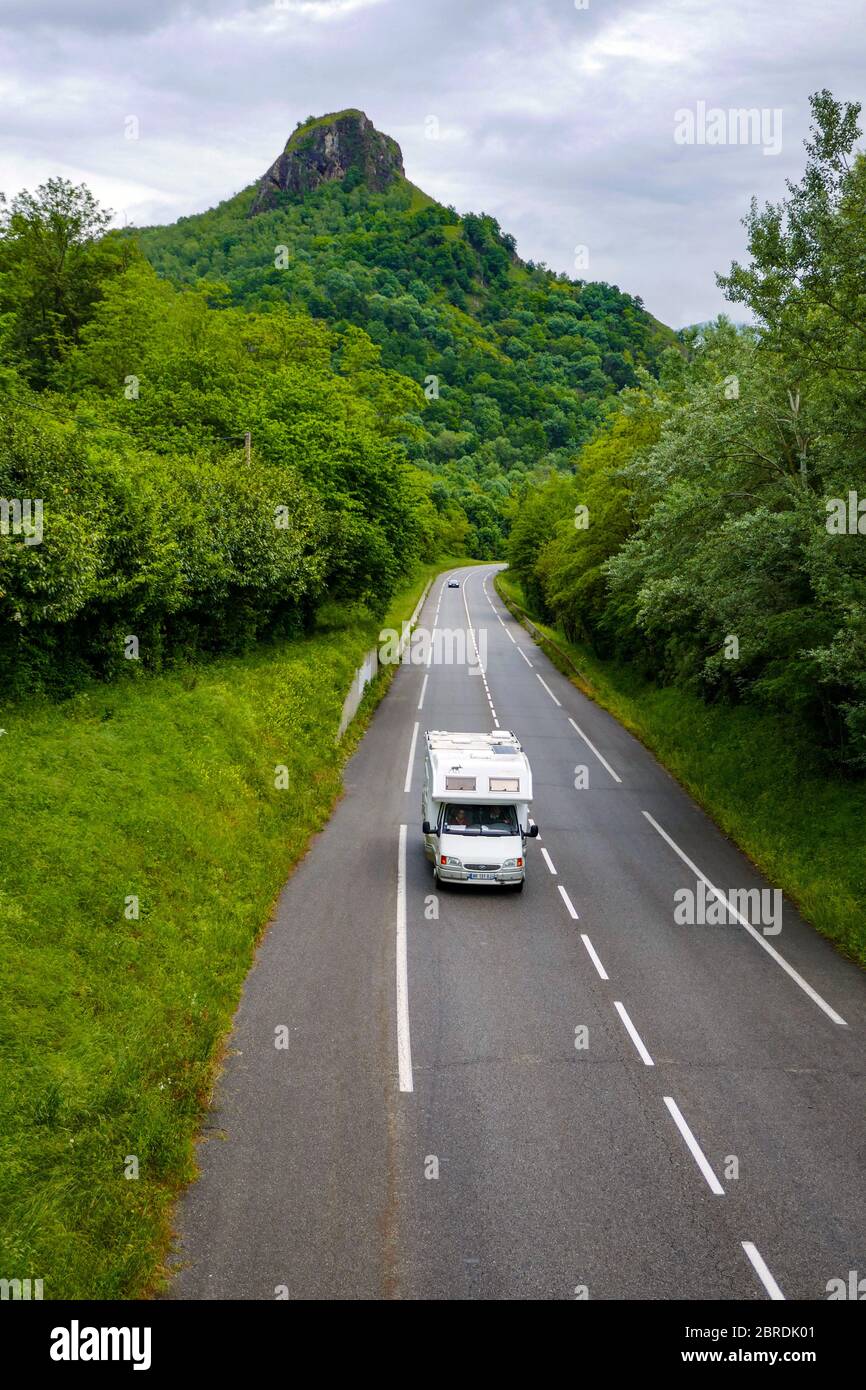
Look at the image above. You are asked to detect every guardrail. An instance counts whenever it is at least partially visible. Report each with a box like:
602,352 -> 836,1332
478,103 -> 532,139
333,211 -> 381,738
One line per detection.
337,577 -> 434,740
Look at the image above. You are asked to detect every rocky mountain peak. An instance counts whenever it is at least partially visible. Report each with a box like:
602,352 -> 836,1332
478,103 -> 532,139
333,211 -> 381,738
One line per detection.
249,108 -> 405,214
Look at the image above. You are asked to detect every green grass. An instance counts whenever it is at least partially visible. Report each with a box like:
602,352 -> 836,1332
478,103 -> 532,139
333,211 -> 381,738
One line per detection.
496,571 -> 866,967
0,557 -> 474,1299
404,179 -> 437,213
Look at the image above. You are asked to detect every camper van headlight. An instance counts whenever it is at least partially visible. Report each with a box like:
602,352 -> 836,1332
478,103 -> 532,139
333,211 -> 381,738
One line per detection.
503,858 -> 517,868
440,854 -> 462,868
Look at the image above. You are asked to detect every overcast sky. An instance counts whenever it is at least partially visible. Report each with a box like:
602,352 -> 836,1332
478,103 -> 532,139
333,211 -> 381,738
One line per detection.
1,0 -> 862,326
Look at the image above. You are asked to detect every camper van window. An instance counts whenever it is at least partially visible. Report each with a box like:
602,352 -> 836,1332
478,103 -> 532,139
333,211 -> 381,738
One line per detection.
443,804 -> 519,836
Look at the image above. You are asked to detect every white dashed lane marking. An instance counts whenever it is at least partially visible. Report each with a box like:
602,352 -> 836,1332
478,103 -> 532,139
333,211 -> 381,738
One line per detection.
663,1096 -> 725,1195
567,717 -> 621,784
580,934 -> 609,981
642,811 -> 846,1026
404,722 -> 419,794
557,885 -> 579,920
614,1001 -> 654,1067
536,674 -> 562,707
741,1242 -> 785,1300
540,848 -> 557,875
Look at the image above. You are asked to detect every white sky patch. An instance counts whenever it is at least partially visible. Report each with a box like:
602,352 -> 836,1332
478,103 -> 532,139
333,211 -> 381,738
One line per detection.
573,2 -> 697,77
273,0 -> 390,20
217,0 -> 391,37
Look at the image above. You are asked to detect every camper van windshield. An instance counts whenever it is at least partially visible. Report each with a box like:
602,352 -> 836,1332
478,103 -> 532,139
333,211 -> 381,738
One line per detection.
443,804 -> 519,836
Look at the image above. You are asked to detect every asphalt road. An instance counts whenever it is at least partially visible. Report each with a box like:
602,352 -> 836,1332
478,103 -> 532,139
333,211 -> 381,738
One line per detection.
169,564 -> 866,1301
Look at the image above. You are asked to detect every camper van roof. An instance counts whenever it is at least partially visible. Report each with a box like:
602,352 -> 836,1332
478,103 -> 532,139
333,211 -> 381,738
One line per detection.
426,730 -> 522,752
424,730 -> 532,802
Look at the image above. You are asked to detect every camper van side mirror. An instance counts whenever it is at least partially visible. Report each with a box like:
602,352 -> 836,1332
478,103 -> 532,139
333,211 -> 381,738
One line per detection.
422,821 -> 432,835
528,824 -> 539,838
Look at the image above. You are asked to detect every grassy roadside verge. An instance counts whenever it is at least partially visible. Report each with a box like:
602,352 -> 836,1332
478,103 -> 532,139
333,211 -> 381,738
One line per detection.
495,570 -> 866,967
0,556 -> 475,1299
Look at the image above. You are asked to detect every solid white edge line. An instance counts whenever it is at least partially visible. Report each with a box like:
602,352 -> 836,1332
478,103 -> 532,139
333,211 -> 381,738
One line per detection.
581,934 -> 609,980
417,674 -> 428,711
567,716 -> 622,784
642,811 -> 847,1027
404,721 -> 419,794
663,1096 -> 724,1194
614,1000 -> 655,1067
741,1242 -> 785,1300
557,884 -> 579,919
540,847 -> 557,875
396,825 -> 414,1093
536,673 -> 562,707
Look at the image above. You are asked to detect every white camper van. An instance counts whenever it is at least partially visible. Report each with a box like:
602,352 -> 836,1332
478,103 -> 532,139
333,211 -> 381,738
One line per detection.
422,730 -> 538,891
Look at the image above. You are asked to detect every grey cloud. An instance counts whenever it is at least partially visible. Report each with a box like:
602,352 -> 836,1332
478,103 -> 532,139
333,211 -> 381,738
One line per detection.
1,0 -> 863,325
0,0 -> 242,36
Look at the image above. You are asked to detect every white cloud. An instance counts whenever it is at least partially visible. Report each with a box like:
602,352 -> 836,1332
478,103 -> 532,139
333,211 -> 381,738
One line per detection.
269,0 -> 391,21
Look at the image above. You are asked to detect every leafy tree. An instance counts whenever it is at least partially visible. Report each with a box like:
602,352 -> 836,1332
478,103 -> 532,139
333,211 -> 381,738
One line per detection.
509,84 -> 866,770
0,178 -> 136,385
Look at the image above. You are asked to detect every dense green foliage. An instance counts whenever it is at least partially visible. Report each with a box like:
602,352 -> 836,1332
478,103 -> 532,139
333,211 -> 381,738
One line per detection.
137,163 -> 674,556
0,188 -> 468,695
509,93 -> 866,771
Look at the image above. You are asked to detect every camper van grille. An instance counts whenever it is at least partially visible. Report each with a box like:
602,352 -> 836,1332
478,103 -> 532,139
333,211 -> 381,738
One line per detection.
465,863 -> 499,871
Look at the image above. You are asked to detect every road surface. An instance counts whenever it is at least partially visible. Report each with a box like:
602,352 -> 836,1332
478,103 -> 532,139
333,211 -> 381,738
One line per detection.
168,564 -> 866,1300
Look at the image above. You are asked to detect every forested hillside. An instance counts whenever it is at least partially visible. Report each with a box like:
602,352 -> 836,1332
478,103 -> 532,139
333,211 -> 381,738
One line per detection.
0,229 -> 442,696
508,92 -> 866,772
136,110 -> 674,556
0,109 -> 673,697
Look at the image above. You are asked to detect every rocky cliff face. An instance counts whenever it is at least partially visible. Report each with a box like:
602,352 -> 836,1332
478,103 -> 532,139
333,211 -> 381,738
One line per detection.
249,109 -> 405,214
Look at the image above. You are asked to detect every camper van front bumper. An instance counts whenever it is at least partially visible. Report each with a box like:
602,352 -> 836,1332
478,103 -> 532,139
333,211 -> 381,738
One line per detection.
438,863 -> 524,885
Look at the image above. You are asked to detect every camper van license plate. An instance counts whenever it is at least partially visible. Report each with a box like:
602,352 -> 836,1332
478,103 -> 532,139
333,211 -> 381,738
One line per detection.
468,872 -> 496,881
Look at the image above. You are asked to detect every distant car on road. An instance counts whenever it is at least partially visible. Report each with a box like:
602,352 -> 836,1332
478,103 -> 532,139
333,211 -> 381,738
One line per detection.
447,579 -> 460,588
